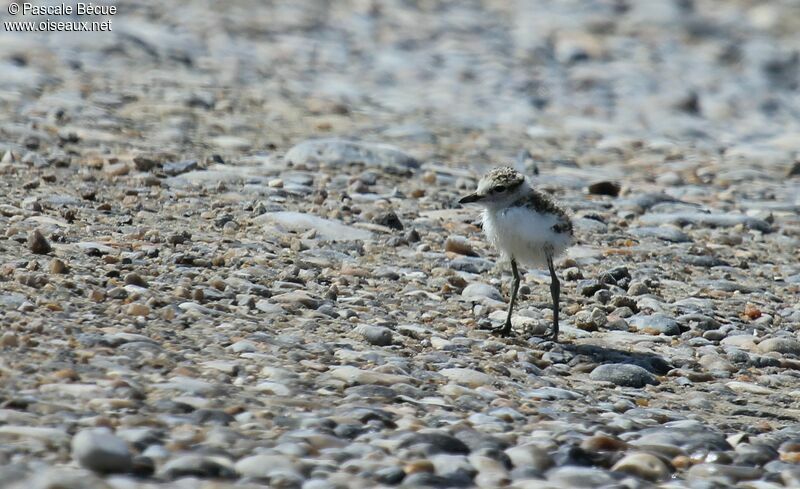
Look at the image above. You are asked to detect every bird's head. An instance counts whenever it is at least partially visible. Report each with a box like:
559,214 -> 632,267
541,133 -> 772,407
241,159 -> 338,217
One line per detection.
459,166 -> 526,208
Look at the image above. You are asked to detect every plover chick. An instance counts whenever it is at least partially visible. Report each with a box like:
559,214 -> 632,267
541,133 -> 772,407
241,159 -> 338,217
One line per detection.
459,167 -> 573,341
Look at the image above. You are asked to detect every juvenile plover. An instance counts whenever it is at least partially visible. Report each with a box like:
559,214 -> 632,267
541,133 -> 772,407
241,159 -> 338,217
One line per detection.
459,167 -> 573,341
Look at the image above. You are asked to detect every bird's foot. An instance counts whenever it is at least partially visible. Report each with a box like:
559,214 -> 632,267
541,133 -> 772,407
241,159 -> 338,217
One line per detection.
548,325 -> 559,343
478,322 -> 513,337
492,323 -> 513,338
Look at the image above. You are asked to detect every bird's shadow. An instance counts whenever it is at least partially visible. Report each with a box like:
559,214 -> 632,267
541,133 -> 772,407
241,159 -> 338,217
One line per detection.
560,342 -> 673,375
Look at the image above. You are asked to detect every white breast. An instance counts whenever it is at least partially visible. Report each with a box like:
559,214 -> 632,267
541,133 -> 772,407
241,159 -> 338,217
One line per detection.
482,207 -> 571,267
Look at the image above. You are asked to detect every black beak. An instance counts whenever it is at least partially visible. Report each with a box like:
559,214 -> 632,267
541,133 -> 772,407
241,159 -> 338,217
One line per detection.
459,193 -> 481,204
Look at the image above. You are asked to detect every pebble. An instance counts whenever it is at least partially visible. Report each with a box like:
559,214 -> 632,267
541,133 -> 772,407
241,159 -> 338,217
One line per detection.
590,364 -> 657,388
329,366 -> 411,386
285,139 -> 419,169
445,236 -> 478,256
461,283 -> 503,302
611,452 -> 671,481
587,181 -> 621,196
355,324 -> 394,346
27,229 -> 51,254
440,368 -> 494,388
71,428 -> 133,474
757,337 -> 800,356
126,303 -> 150,317
255,211 -> 373,241
1,332 -> 19,347
628,313 -> 680,335
159,454 -> 236,480
49,258 -> 67,274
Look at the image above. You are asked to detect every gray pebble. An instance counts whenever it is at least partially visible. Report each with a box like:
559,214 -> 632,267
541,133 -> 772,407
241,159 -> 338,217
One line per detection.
71,428 -> 133,474
590,363 -> 657,388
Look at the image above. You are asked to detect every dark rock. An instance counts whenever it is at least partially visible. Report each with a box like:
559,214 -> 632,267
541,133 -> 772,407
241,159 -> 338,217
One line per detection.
28,230 -> 52,254
577,280 -> 607,297
190,409 -> 235,425
398,431 -> 471,455
373,211 -> 404,230
587,181 -> 621,196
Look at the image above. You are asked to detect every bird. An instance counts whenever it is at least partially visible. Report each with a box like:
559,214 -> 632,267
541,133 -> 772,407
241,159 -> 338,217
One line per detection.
459,166 -> 573,341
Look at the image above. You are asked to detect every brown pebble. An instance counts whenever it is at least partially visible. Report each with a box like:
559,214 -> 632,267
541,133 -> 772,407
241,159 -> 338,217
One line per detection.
28,230 -> 52,254
671,455 -> 692,470
88,289 -> 105,302
587,181 -> 621,196
49,258 -> 68,274
126,303 -> 150,317
404,460 -> 434,474
105,162 -> 130,176
1,332 -> 19,347
580,434 -> 628,451
125,272 -> 148,287
744,303 -> 762,320
445,236 -> 478,257
52,368 -> 79,381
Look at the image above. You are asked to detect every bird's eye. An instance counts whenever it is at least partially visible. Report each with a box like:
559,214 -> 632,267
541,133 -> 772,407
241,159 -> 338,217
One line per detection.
494,185 -> 506,193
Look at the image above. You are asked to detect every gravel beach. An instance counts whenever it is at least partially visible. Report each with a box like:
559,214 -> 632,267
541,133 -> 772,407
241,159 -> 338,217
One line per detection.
1,0 -> 800,487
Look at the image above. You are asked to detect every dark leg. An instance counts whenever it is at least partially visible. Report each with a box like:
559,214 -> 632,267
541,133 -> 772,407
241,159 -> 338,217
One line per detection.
547,255 -> 560,342
495,258 -> 520,337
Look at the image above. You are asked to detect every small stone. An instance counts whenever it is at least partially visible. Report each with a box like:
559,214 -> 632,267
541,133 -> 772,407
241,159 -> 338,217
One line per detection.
271,291 -> 322,309
686,463 -> 763,483
548,466 -> 617,487
1,332 -> 19,347
28,229 -> 52,254
462,283 -> 503,302
611,452 -> 671,481
575,308 -> 607,331
505,444 -> 552,471
587,181 -> 621,196
757,337 -> 800,356
577,280 -> 606,297
399,431 -> 471,455
373,211 -> 404,230
235,453 -> 303,480
329,366 -> 411,386
71,428 -> 133,474
627,281 -> 650,296
126,303 -> 150,317
590,364 -> 657,388
132,155 -> 158,171
440,368 -> 493,387
49,258 -> 68,274
445,236 -> 478,257
404,459 -> 435,474
628,314 -> 680,336
355,324 -> 394,346
124,273 -> 148,287
160,454 -> 235,480
105,162 -> 130,176
285,138 -> 419,169
580,435 -> 628,452
163,160 -> 198,176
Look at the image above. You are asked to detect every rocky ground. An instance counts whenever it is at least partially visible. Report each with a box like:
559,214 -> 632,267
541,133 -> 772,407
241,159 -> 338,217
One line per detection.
1,0 -> 800,488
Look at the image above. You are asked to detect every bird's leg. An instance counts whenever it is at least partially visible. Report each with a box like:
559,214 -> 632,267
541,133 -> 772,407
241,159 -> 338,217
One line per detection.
495,258 -> 520,337
547,255 -> 560,342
